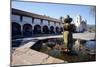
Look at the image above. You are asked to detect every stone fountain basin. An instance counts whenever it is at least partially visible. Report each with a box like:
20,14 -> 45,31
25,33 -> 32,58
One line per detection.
11,36 -> 96,66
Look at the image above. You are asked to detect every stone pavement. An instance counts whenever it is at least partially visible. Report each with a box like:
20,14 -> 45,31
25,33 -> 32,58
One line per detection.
73,33 -> 95,40
11,41 -> 65,66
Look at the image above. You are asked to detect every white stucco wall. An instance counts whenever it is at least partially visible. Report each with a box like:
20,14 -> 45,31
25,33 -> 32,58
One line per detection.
34,18 -> 41,25
42,20 -> 48,26
12,13 -> 64,33
56,23 -> 60,27
22,16 -> 32,24
11,15 -> 20,23
75,22 -> 87,32
49,21 -> 55,26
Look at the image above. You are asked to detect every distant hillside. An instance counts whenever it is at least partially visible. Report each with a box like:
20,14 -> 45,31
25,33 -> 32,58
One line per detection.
87,24 -> 96,32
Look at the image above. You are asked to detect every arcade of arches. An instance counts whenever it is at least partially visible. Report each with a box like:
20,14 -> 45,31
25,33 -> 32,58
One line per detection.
43,25 -> 49,34
23,24 -> 32,36
12,22 -> 21,36
34,25 -> 41,34
12,22 -> 63,37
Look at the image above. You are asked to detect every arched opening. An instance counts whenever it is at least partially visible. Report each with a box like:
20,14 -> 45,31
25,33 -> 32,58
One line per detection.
34,25 -> 41,34
43,25 -> 49,34
12,22 -> 21,36
60,27 -> 63,33
50,26 -> 55,34
23,24 -> 32,36
56,27 -> 60,34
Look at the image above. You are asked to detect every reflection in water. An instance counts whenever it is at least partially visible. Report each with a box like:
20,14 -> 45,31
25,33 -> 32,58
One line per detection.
30,38 -> 96,63
85,40 -> 96,50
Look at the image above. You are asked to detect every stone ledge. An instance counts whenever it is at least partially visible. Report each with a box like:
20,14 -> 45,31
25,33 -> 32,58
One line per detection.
11,48 -> 64,66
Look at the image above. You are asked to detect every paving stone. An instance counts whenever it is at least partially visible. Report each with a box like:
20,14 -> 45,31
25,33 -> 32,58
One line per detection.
11,40 -> 65,66
41,56 -> 64,64
12,48 -> 49,66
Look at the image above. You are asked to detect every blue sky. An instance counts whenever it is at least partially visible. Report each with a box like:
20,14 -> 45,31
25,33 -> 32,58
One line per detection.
12,1 -> 96,25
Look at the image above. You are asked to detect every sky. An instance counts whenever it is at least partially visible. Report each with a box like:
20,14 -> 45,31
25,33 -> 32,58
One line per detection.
12,1 -> 96,25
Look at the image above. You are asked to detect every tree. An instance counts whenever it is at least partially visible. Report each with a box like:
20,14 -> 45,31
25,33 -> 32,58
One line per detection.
60,16 -> 63,20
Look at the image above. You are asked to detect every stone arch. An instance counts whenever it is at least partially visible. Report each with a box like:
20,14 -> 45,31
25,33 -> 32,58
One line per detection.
50,26 -> 55,34
43,25 -> 49,34
60,27 -> 63,33
23,24 -> 32,36
34,25 -> 41,34
12,22 -> 21,36
56,27 -> 60,33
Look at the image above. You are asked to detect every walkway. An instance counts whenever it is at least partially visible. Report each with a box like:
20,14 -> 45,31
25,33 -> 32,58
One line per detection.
11,41 -> 65,66
13,33 -> 95,41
